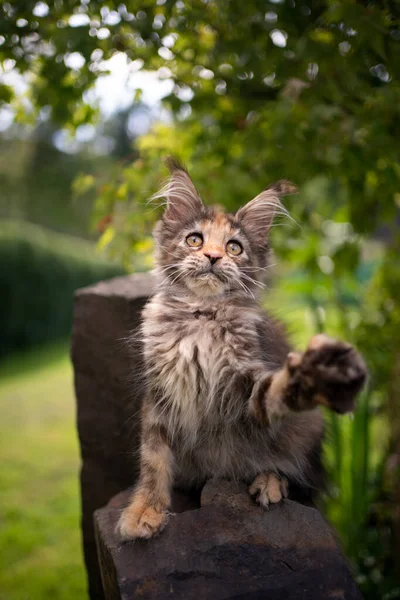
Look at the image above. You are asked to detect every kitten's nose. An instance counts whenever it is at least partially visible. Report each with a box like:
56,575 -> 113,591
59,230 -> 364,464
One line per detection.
204,251 -> 223,265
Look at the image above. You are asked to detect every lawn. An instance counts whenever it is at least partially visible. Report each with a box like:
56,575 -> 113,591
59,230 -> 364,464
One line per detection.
0,342 -> 87,600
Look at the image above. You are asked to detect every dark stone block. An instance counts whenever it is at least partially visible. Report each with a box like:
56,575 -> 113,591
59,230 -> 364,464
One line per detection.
72,274 -> 154,599
94,479 -> 362,600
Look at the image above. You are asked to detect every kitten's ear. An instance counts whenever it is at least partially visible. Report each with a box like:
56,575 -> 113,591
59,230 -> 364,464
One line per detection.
154,156 -> 204,223
236,180 -> 296,242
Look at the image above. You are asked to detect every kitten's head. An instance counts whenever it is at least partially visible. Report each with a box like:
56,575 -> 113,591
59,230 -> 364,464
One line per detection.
152,157 -> 295,298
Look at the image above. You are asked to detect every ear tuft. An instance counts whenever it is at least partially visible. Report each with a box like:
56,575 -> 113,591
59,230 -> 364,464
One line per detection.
269,179 -> 297,196
152,156 -> 204,223
163,155 -> 188,175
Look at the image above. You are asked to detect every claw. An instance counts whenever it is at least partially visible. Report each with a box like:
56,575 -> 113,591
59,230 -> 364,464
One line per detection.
307,334 -> 332,351
287,351 -> 302,372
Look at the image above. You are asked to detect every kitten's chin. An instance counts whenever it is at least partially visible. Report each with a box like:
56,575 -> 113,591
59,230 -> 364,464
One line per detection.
185,273 -> 227,297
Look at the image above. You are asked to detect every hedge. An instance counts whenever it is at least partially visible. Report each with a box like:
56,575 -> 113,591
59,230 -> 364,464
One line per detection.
0,220 -> 125,357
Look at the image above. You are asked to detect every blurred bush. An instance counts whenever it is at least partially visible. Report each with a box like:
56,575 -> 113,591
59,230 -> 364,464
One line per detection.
0,132 -> 111,239
0,220 -> 124,357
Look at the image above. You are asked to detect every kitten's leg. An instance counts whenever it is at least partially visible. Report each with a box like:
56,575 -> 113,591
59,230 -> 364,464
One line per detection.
249,473 -> 289,507
117,424 -> 174,540
249,334 -> 367,423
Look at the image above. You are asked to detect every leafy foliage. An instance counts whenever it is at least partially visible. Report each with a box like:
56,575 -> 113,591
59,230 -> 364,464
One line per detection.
0,133 -> 109,237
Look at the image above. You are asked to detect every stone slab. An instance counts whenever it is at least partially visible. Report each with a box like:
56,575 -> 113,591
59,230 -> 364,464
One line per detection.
94,479 -> 362,600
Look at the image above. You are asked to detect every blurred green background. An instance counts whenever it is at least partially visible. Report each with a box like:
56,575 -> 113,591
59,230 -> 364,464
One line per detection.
1,1 -> 399,599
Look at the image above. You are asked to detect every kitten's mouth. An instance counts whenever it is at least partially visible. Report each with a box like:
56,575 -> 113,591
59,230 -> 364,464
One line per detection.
186,267 -> 228,293
197,268 -> 224,282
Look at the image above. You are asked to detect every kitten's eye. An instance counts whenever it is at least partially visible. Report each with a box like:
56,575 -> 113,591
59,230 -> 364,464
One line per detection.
226,240 -> 243,256
186,233 -> 203,248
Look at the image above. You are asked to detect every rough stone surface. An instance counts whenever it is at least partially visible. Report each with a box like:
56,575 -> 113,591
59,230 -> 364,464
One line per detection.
72,273 -> 155,600
95,479 -> 362,600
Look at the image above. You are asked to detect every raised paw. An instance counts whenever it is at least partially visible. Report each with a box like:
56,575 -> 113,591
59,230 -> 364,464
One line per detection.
116,491 -> 169,540
249,473 -> 288,508
287,334 -> 367,414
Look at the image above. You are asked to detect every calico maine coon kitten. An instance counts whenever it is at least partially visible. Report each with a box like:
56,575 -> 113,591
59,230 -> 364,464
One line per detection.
117,158 -> 367,540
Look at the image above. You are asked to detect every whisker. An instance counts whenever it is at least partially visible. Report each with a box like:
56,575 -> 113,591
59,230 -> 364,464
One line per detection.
236,277 -> 255,300
153,263 -> 181,275
168,268 -> 189,286
241,264 -> 277,272
241,272 -> 266,289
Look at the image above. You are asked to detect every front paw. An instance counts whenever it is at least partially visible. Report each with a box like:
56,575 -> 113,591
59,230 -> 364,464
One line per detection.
286,334 -> 367,414
116,492 -> 169,540
249,473 -> 289,508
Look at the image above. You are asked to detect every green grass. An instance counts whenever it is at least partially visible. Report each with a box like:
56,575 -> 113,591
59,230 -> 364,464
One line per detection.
0,343 -> 87,600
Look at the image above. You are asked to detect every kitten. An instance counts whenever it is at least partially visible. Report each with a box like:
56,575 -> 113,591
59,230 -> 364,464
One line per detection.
117,158 -> 367,540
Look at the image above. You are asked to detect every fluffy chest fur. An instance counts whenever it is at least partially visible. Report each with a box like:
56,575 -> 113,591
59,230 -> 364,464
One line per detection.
141,292 -> 267,437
